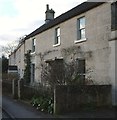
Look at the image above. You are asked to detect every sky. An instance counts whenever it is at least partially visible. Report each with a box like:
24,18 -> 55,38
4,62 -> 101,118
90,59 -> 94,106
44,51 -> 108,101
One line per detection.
0,0 -> 87,56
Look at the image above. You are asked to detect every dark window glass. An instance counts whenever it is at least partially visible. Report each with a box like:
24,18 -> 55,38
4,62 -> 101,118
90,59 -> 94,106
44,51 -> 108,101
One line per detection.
31,64 -> 35,82
32,38 -> 36,52
77,59 -> 85,82
111,2 -> 117,30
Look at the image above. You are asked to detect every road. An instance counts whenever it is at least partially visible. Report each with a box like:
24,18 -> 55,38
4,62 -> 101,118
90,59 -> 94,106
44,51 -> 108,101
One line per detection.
2,95 -> 53,119
2,109 -> 13,119
0,80 -> 2,119
1,80 -> 116,119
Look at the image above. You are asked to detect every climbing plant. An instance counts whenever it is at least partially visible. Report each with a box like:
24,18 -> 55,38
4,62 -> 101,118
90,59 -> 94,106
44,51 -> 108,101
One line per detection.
38,47 -> 93,88
41,59 -> 86,90
23,50 -> 31,84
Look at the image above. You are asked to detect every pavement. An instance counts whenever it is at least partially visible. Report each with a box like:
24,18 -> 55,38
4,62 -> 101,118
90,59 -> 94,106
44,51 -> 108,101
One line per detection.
2,95 -> 117,119
2,95 -> 53,119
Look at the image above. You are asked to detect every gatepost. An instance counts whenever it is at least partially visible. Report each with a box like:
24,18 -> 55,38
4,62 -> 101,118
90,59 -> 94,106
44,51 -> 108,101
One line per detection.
18,79 -> 24,99
12,79 -> 18,99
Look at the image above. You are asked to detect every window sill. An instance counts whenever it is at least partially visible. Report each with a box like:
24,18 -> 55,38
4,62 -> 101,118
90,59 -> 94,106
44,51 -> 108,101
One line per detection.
74,38 -> 87,44
53,43 -> 61,47
30,52 -> 36,55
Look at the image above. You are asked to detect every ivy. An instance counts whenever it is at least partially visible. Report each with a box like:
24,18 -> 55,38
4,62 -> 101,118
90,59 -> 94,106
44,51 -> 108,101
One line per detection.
31,94 -> 54,114
23,50 -> 31,84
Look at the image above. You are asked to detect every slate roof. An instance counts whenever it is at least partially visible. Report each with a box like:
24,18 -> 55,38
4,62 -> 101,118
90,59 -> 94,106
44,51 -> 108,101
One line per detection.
25,2 -> 104,40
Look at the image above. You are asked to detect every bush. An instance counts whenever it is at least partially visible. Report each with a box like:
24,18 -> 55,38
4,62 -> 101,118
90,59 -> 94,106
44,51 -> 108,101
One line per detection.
8,73 -> 19,81
31,95 -> 53,114
2,73 -> 8,80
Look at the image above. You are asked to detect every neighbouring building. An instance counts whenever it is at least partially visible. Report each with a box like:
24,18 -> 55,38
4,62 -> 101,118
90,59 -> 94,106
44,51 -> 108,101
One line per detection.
9,2 -> 117,105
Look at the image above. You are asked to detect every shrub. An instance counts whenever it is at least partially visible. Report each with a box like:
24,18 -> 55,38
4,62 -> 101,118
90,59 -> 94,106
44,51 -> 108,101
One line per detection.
23,50 -> 31,84
31,95 -> 53,114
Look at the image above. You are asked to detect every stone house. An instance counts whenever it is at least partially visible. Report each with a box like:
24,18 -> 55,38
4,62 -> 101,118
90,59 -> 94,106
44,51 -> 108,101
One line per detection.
9,2 -> 117,105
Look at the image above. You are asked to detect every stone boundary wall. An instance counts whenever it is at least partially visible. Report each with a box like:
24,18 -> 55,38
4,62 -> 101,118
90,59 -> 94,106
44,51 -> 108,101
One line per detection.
54,85 -> 112,114
2,80 -> 112,115
2,80 -> 12,95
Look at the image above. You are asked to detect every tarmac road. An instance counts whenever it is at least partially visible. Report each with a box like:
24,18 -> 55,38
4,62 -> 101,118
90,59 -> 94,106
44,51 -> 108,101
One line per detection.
2,95 -> 53,119
2,95 -> 116,119
2,109 -> 13,119
0,80 -> 2,120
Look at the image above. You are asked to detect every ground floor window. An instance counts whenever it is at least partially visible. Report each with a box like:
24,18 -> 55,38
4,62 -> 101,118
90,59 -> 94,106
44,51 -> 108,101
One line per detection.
31,63 -> 35,83
76,59 -> 86,83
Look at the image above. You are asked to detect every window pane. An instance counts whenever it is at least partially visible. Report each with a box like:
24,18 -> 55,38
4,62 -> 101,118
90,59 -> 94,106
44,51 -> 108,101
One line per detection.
58,36 -> 60,43
111,2 -> 117,30
55,27 -> 60,45
33,38 -> 36,46
80,29 -> 85,39
55,37 -> 58,44
77,59 -> 85,82
78,59 -> 85,74
80,17 -> 85,29
31,64 -> 35,82
77,17 -> 85,40
57,28 -> 60,36
32,46 -> 35,52
32,38 -> 36,52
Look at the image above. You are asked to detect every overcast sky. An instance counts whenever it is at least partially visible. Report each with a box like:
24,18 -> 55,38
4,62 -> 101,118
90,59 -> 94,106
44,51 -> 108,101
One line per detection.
0,0 -> 88,56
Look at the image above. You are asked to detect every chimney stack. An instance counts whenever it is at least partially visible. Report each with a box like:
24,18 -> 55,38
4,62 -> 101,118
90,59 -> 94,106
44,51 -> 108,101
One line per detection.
45,4 -> 55,23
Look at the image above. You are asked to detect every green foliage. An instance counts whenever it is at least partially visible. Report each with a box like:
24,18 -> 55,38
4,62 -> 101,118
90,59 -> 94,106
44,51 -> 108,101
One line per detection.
41,59 -> 85,89
31,95 -> 54,114
2,55 -> 8,73
23,50 -> 31,84
8,73 -> 19,81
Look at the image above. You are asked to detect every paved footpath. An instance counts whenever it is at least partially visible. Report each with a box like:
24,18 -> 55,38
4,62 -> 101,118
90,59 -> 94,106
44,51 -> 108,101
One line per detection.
2,95 -> 53,119
2,95 -> 116,119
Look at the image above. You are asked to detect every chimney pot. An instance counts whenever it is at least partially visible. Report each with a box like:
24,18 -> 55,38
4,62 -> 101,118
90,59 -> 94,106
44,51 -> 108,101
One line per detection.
46,4 -> 49,10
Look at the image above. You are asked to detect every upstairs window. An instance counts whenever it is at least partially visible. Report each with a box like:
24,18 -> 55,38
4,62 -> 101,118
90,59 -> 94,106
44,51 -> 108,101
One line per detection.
77,17 -> 86,40
111,2 -> 117,30
54,27 -> 60,46
32,38 -> 36,52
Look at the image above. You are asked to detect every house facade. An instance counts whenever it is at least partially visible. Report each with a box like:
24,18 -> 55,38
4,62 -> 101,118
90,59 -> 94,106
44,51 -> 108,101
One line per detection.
9,2 -> 117,105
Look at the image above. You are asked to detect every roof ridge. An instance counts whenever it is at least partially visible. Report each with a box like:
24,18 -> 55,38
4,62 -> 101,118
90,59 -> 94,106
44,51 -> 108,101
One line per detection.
25,2 -> 104,40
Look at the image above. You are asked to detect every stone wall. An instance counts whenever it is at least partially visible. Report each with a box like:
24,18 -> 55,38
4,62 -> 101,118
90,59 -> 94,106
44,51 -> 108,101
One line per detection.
2,80 -> 12,95
54,85 -> 112,114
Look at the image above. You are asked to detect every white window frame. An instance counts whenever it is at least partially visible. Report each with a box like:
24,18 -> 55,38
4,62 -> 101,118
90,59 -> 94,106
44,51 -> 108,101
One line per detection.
75,17 -> 86,43
53,27 -> 61,47
32,38 -> 36,53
